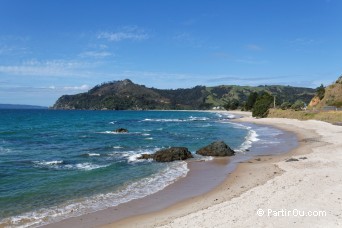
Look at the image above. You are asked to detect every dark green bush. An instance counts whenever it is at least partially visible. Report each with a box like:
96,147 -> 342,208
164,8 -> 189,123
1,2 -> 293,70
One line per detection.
252,92 -> 273,118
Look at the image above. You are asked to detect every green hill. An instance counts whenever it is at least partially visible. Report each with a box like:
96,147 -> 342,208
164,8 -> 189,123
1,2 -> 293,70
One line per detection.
52,79 -> 315,110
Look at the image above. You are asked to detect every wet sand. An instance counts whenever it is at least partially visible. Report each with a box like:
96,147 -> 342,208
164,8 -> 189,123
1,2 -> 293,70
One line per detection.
44,112 -> 305,228
153,115 -> 342,227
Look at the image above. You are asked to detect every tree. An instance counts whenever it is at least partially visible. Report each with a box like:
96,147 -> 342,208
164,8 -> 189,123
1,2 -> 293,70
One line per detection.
224,99 -> 240,110
280,101 -> 292,110
316,84 -> 325,100
252,92 -> 273,118
245,92 -> 258,111
291,100 -> 305,111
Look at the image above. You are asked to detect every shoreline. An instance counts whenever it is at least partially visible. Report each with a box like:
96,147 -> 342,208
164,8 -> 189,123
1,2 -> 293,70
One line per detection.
105,113 -> 342,227
42,111 -> 309,228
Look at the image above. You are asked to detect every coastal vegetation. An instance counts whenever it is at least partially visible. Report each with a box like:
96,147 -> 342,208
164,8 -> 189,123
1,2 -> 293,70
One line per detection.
267,109 -> 342,124
266,76 -> 342,123
52,79 -> 315,111
308,75 -> 342,109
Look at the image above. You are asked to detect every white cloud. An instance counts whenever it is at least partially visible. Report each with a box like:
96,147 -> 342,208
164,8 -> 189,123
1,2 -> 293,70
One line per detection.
0,59 -> 99,77
97,27 -> 149,42
63,84 -> 90,91
79,51 -> 112,58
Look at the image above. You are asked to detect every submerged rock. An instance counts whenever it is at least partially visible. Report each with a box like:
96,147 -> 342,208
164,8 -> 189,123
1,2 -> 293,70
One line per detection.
196,141 -> 235,157
115,128 -> 128,133
138,147 -> 193,162
139,154 -> 154,160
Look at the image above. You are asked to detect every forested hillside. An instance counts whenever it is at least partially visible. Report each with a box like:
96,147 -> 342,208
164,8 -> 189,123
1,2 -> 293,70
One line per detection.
52,79 -> 315,110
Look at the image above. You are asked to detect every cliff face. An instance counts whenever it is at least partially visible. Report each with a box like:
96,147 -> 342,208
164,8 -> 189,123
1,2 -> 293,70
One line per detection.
52,79 -> 315,110
309,76 -> 342,109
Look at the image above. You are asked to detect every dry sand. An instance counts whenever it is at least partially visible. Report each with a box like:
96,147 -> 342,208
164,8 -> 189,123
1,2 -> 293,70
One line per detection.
106,112 -> 342,228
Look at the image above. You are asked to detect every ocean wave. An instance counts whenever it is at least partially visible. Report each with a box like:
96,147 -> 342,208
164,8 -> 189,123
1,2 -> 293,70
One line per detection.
33,160 -> 108,171
108,149 -> 155,162
33,160 -> 64,166
97,131 -> 141,135
144,137 -> 153,140
113,146 -> 123,149
188,116 -> 209,121
238,129 -> 259,152
142,116 -> 209,123
224,114 -> 236,119
142,118 -> 185,122
0,146 -> 12,154
214,112 -> 235,119
64,163 -> 108,171
85,153 -> 101,157
228,123 -> 260,152
2,162 -> 189,228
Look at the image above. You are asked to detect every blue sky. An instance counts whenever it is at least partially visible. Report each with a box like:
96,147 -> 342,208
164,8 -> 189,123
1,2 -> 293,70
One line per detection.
0,0 -> 341,106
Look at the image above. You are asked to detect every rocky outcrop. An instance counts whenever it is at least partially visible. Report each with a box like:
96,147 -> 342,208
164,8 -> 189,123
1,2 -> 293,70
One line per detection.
139,147 -> 193,162
308,96 -> 320,107
196,141 -> 235,156
115,128 -> 128,133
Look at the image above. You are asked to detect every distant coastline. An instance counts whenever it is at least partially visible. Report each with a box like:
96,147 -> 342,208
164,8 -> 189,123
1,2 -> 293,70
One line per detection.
0,104 -> 48,109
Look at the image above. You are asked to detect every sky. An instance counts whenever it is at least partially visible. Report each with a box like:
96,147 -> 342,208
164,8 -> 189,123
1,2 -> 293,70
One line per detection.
0,0 -> 341,106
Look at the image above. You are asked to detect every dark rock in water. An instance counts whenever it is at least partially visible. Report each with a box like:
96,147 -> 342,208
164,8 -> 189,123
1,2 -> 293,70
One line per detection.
286,158 -> 299,162
196,141 -> 235,157
154,147 -> 193,162
138,154 -> 154,160
115,128 -> 128,133
138,147 -> 193,162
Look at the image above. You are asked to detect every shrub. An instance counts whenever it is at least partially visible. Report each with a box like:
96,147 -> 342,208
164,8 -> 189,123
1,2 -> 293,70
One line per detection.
316,84 -> 325,100
252,92 -> 273,118
280,101 -> 292,110
224,99 -> 240,110
291,100 -> 305,111
245,92 -> 258,111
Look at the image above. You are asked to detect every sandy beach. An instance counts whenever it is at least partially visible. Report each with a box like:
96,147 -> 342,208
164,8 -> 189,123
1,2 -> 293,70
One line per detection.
104,112 -> 342,228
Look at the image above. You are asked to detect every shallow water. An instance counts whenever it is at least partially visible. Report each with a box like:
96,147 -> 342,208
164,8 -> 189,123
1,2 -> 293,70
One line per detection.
0,110 -> 252,227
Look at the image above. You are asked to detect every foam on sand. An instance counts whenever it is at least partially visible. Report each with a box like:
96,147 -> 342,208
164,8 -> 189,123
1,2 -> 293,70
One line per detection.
2,161 -> 189,227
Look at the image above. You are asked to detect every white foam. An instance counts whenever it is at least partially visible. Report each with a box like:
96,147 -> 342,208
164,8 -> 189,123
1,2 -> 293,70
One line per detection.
86,153 -> 100,157
64,163 -> 109,171
224,114 -> 236,119
33,160 -> 64,166
110,149 -> 160,163
141,133 -> 150,136
127,153 -> 152,163
188,116 -> 209,121
113,146 -> 123,149
109,121 -> 116,124
0,146 -> 12,154
226,123 -> 260,153
142,116 -> 209,122
33,160 -> 108,171
97,131 -> 141,135
2,162 -> 189,227
142,118 -> 185,122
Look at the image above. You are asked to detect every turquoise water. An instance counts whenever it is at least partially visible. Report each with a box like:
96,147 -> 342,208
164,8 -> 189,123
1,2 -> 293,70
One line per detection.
0,110 -> 250,227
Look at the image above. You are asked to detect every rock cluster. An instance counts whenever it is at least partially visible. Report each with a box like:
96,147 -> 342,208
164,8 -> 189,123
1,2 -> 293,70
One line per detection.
138,141 -> 235,162
138,147 -> 193,162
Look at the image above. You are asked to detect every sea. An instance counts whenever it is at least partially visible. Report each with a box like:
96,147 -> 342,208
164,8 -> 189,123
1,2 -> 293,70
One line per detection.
0,110 -> 297,227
